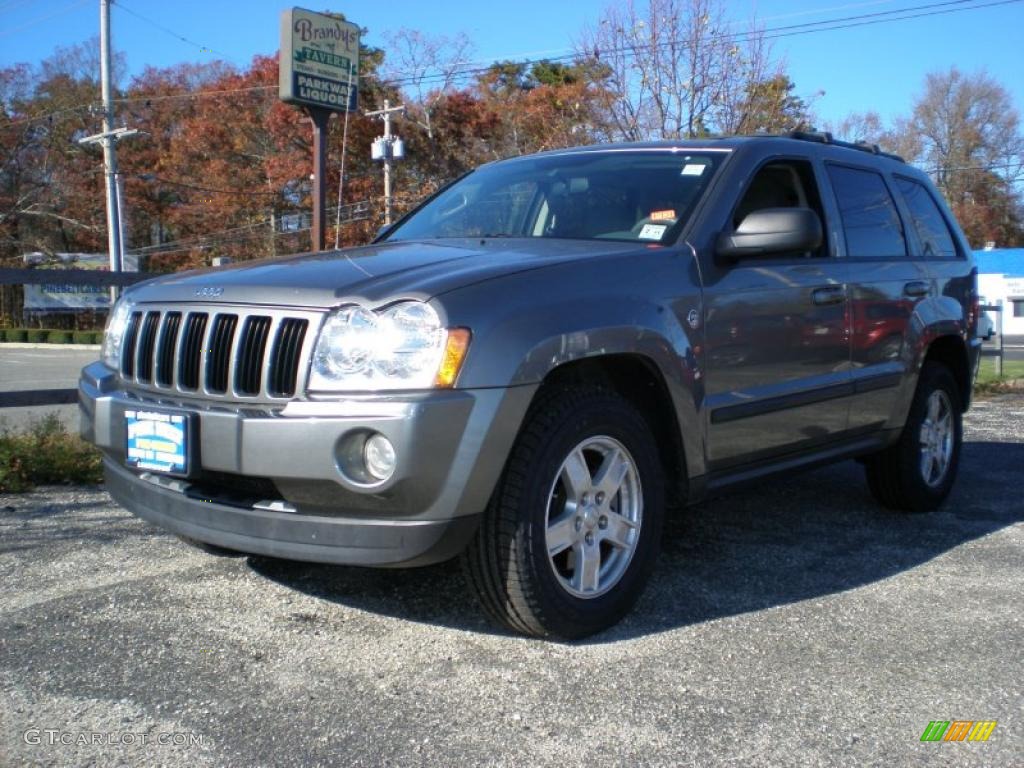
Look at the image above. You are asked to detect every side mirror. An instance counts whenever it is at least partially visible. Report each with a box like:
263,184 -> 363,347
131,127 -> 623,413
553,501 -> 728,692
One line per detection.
715,207 -> 823,264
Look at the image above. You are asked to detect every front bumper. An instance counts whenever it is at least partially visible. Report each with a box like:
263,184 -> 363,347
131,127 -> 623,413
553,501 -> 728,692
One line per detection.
80,362 -> 535,566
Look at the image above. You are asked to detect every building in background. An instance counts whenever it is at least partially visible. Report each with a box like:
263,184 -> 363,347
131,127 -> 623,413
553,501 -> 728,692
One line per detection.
975,249 -> 1024,336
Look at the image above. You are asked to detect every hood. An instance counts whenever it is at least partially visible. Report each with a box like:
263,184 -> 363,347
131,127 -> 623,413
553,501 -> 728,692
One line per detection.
125,238 -> 648,309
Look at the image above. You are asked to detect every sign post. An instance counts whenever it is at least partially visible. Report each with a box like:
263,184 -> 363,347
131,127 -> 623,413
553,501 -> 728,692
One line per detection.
280,7 -> 360,251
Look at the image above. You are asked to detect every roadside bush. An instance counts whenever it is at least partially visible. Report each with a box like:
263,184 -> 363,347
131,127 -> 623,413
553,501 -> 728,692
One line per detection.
47,330 -> 73,344
25,329 -> 47,343
72,330 -> 96,344
0,414 -> 103,493
5,329 -> 27,343
0,329 -> 6,341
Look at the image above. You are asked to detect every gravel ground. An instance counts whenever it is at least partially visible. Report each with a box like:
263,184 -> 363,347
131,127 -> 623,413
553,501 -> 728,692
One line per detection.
1,396 -> 1021,767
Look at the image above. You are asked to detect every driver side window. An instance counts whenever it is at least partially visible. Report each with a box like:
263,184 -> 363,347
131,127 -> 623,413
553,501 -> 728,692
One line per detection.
733,160 -> 828,258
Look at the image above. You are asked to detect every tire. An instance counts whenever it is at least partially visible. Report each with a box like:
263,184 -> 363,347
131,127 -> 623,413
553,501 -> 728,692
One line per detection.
462,385 -> 664,639
177,535 -> 245,557
864,362 -> 962,512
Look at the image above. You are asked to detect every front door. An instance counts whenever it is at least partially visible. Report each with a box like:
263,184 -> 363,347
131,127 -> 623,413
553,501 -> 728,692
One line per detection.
703,158 -> 852,469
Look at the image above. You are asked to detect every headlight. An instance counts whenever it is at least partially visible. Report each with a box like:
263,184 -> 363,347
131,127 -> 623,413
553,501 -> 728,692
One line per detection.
309,301 -> 471,391
101,296 -> 132,369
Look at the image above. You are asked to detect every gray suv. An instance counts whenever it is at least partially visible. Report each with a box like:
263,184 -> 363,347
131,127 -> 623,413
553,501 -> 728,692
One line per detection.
80,133 -> 982,639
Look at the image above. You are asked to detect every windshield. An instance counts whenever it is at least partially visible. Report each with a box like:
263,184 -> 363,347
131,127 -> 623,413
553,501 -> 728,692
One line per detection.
384,149 -> 726,244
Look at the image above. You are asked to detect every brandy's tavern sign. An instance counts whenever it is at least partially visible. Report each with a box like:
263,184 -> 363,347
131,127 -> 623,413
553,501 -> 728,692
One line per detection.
279,7 -> 359,112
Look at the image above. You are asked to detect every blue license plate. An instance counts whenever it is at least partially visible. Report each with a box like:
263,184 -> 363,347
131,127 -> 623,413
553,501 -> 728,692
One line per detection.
125,409 -> 189,475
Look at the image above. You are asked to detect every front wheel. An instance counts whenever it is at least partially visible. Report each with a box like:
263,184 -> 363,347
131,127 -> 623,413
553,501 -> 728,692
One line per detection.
864,362 -> 962,512
463,386 -> 664,639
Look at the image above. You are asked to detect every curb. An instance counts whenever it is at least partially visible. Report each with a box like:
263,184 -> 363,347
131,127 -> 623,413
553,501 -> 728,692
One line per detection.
0,343 -> 101,351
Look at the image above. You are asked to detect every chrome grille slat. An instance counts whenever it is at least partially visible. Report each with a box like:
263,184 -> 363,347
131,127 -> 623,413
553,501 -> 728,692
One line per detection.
116,304 -> 320,402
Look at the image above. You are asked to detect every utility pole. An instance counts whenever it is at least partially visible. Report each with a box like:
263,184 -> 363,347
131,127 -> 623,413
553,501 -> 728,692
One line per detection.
305,106 -> 331,251
367,100 -> 405,225
78,0 -> 138,297
99,0 -> 121,278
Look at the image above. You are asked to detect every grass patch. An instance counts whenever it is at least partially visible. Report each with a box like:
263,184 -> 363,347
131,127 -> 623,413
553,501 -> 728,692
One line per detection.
0,414 -> 103,493
974,357 -> 1024,395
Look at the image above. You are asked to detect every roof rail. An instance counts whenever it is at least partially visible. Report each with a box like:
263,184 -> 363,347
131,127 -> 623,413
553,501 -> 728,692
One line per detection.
784,130 -> 905,163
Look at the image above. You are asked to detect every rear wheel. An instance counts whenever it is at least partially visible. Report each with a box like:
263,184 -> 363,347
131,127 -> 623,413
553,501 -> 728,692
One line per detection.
463,386 -> 664,639
864,362 -> 962,512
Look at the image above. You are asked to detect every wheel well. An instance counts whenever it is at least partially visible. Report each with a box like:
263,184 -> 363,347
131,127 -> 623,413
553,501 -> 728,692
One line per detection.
537,355 -> 687,506
923,335 -> 970,411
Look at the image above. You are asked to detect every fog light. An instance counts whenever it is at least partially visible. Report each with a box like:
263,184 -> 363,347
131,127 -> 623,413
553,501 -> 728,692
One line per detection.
364,433 -> 396,481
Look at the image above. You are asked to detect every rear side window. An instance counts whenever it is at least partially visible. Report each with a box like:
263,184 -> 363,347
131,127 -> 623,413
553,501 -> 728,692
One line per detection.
894,177 -> 959,259
826,165 -> 907,258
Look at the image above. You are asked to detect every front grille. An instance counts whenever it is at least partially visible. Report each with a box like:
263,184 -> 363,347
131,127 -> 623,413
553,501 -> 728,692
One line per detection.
119,306 -> 317,400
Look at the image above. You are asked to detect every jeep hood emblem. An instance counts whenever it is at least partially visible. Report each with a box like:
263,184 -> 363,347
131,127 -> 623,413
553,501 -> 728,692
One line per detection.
194,286 -> 224,298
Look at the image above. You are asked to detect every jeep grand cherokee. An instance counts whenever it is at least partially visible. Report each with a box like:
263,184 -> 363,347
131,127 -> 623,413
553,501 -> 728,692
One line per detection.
80,133 -> 981,639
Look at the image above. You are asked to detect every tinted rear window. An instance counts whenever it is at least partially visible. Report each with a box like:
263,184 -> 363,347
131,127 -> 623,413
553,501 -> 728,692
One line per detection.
826,165 -> 907,258
894,177 -> 958,259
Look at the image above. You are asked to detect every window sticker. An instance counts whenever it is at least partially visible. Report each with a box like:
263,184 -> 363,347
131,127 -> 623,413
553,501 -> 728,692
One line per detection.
650,209 -> 676,221
638,223 -> 667,240
681,164 -> 707,176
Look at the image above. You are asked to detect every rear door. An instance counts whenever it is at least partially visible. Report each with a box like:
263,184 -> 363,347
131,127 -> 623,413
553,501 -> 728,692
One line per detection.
825,163 -> 928,431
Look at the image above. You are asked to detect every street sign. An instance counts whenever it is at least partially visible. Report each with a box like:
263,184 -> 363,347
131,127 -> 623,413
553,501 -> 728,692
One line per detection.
279,7 -> 359,112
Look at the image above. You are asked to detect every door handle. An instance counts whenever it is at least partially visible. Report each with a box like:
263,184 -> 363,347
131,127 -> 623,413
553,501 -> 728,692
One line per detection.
904,280 -> 930,298
811,285 -> 846,305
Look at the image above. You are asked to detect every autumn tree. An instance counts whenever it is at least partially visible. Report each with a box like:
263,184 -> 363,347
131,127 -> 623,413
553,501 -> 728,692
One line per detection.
823,111 -> 917,159
379,28 -> 474,140
724,74 -> 812,135
0,40 -> 127,264
577,0 -> 784,139
907,68 -> 1024,247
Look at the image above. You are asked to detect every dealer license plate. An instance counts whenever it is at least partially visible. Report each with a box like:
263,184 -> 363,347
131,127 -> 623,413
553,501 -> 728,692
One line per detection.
125,409 -> 190,475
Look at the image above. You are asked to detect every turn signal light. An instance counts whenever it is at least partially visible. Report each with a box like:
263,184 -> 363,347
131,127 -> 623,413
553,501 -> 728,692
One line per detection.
435,328 -> 471,388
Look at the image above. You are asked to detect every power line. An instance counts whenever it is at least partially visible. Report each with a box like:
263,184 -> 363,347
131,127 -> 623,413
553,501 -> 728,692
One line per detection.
115,2 -> 228,58
129,173 -> 284,197
129,200 -> 372,255
0,0 -> 90,39
925,163 -> 1024,175
378,0 -> 1024,89
115,84 -> 274,105
6,0 -> 1014,124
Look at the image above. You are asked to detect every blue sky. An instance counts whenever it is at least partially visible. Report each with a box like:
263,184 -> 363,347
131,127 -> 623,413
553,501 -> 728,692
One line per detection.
1,0 -> 1022,128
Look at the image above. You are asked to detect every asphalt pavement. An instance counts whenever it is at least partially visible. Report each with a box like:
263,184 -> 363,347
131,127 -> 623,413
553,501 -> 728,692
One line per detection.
0,347 -> 98,432
1,394 -> 1021,767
